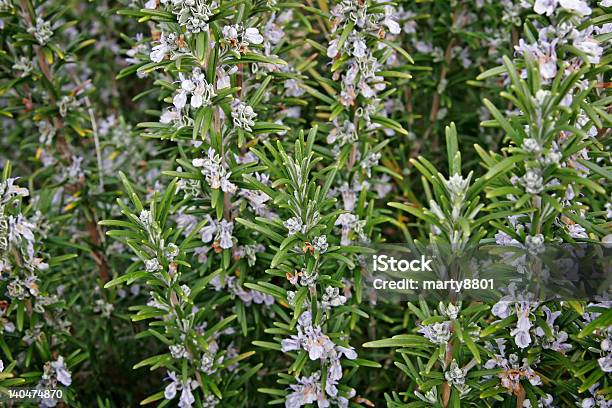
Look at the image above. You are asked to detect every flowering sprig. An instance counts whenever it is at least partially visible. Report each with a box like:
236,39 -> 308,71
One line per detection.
237,129 -> 378,406
101,173 -> 262,406
0,163 -> 83,406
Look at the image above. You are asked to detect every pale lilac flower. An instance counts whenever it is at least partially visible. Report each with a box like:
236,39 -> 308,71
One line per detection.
51,356 -> 72,386
285,372 -> 326,408
335,213 -> 363,245
218,220 -> 234,249
534,0 -> 557,15
568,223 -> 588,238
573,33 -> 603,63
164,372 -> 198,408
535,306 -> 572,352
382,6 -> 401,35
559,0 -> 592,14
511,306 -> 533,349
495,231 -> 521,246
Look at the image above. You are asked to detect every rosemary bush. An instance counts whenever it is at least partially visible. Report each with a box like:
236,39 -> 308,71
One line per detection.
0,0 -> 610,407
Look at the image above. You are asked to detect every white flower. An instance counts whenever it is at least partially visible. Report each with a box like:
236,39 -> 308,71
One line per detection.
28,18 -> 53,45
231,100 -> 257,131
514,39 -> 558,80
223,24 -> 263,52
525,234 -> 545,255
145,258 -> 161,272
522,169 -> 544,194
285,372 -> 325,408
175,69 -> 216,110
0,359 -> 4,372
173,0 -> 214,33
598,356 -> 612,372
216,67 -> 231,89
444,360 -> 466,386
3,178 -> 29,198
139,209 -> 153,227
418,322 -> 452,344
522,138 -> 541,153
327,38 -> 339,58
299,267 -> 318,287
352,37 -> 368,58
322,286 -> 347,309
170,344 -> 189,359
284,217 -> 304,236
200,351 -> 216,374
601,0 -> 612,5
440,302 -> 460,320
173,90 -> 188,110
444,173 -> 469,198
150,32 -> 183,62
223,25 -> 239,41
312,235 -> 328,253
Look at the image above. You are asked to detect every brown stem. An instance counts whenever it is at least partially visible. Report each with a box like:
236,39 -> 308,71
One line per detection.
409,6 -> 465,164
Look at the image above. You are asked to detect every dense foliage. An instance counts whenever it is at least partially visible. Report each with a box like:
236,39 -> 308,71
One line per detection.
0,0 -> 610,407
